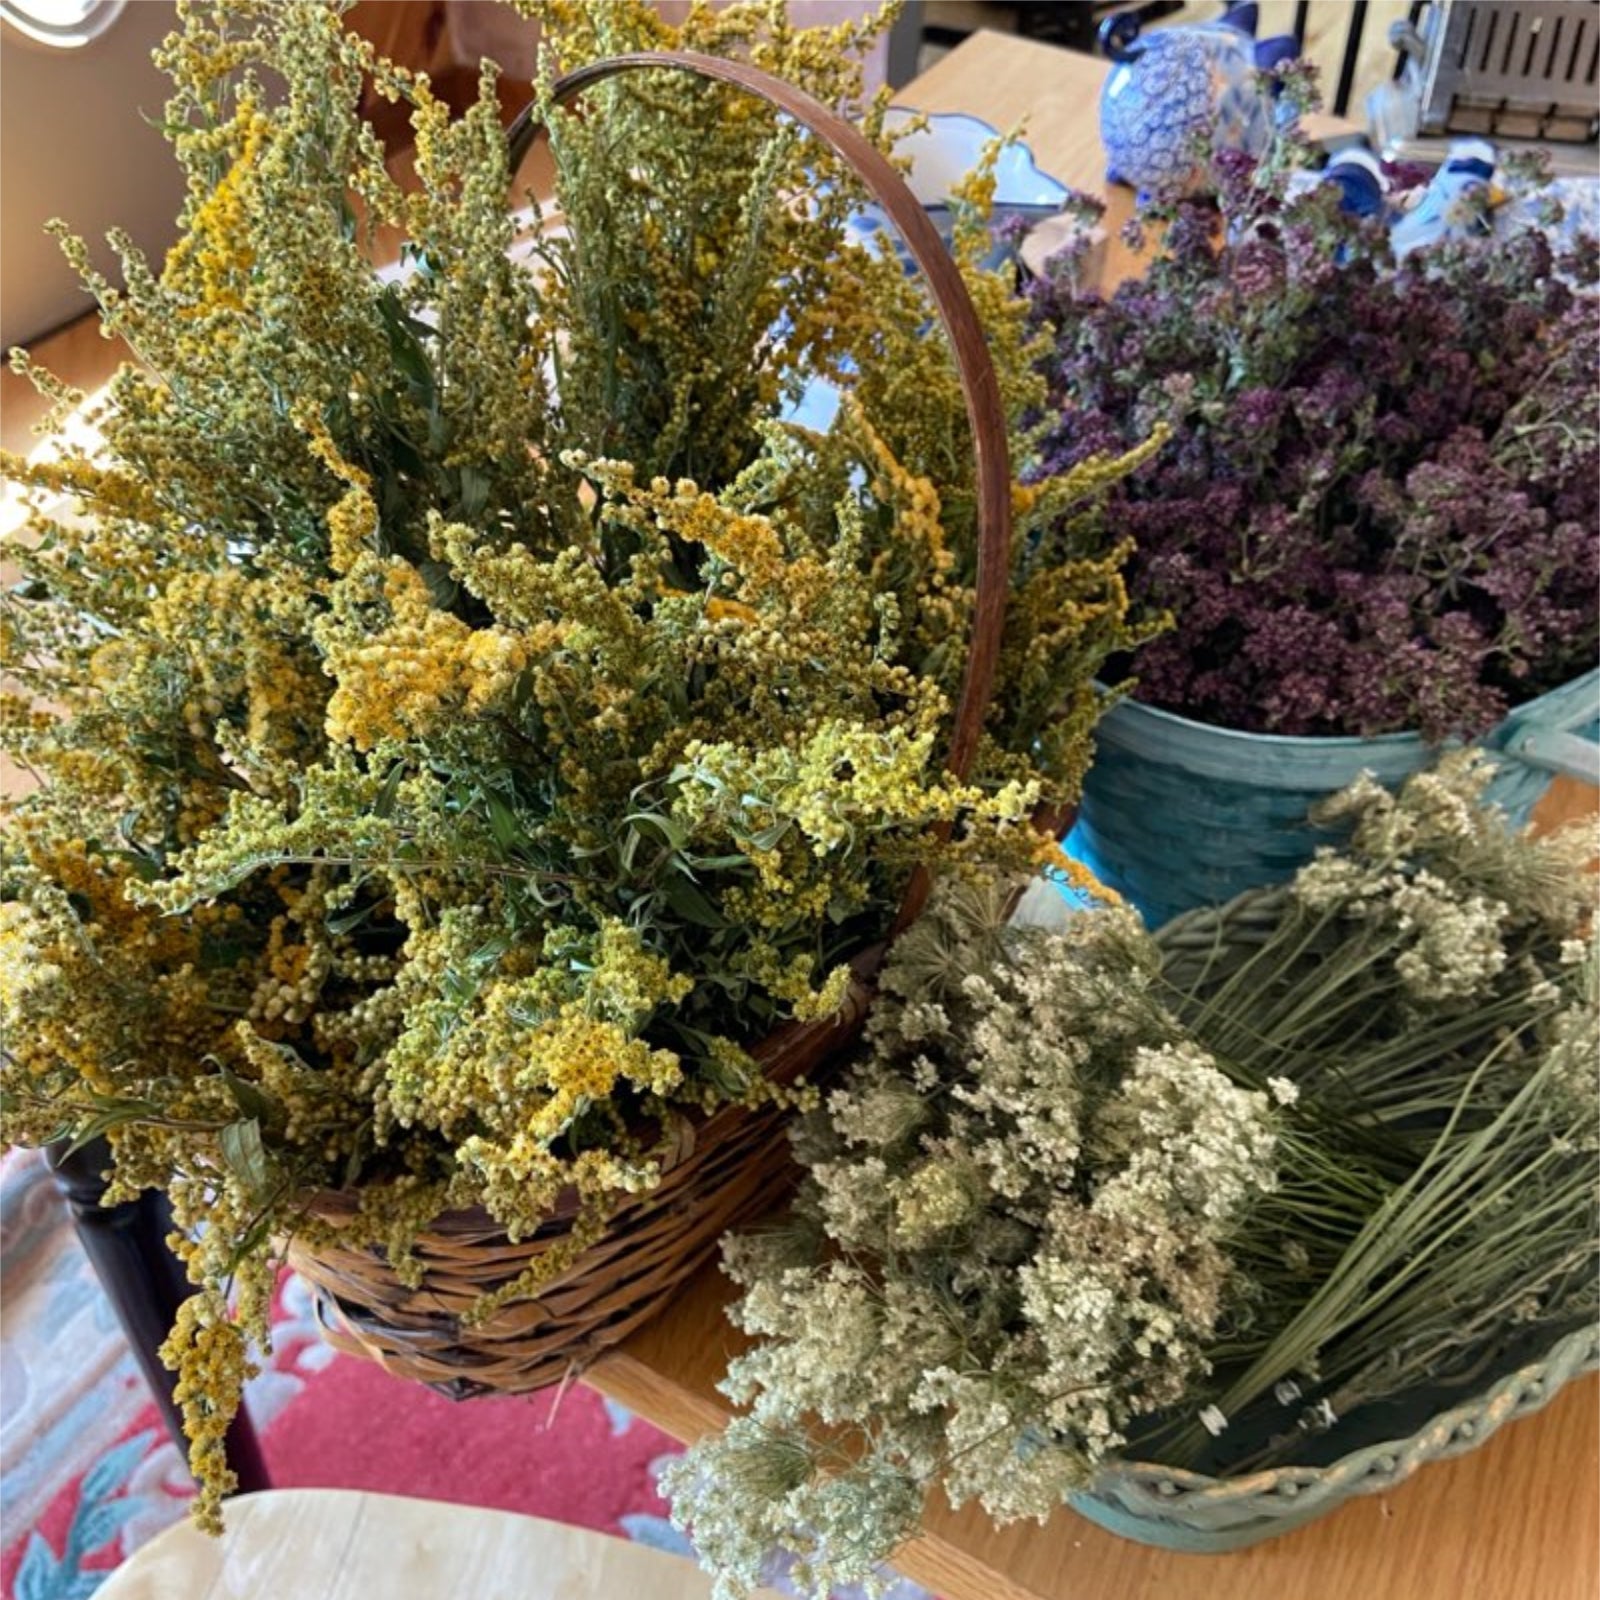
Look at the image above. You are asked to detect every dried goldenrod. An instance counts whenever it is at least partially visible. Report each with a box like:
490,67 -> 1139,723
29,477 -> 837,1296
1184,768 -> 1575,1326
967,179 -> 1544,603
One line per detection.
2,0 -> 1153,1526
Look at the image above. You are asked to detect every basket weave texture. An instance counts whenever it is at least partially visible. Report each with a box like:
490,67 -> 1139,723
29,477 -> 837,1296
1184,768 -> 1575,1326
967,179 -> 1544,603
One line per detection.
287,49 -> 1023,1400
286,979 -> 871,1398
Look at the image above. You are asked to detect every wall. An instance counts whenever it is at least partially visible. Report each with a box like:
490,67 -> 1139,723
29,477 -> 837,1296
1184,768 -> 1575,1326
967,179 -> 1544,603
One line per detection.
1,1 -> 184,348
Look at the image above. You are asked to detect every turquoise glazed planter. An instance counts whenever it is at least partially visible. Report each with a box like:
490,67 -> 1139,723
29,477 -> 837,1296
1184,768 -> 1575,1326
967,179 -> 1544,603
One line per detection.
1068,669 -> 1600,928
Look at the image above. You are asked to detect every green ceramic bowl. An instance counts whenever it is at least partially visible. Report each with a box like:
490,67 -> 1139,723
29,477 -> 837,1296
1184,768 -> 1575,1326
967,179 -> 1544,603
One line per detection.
1070,1324 -> 1598,1553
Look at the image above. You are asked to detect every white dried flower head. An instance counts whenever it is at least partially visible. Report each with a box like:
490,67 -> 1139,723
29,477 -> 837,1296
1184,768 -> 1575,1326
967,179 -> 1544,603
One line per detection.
828,1076 -> 928,1149
1311,769 -> 1404,843
1388,873 -> 1509,1002
1539,949 -> 1600,1150
1092,1043 -> 1278,1228
1291,852 -> 1369,915
1390,760 -> 1487,847
889,1156 -> 982,1247
812,1154 -> 894,1247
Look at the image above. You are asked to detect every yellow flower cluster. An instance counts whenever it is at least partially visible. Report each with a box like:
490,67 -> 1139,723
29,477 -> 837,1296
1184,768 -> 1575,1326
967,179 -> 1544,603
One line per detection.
320,558 -> 532,748
2,0 -> 1152,1533
161,1299 -> 258,1534
160,98 -> 270,320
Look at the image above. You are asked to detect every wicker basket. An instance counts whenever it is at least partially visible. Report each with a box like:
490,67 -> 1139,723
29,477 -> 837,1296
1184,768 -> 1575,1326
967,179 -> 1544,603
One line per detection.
287,976 -> 872,1398
1068,667 -> 1600,928
286,50 -> 1026,1399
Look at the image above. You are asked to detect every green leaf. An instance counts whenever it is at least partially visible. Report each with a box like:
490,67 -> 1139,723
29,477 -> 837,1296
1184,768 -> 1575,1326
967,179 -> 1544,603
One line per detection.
377,288 -> 435,400
664,876 -> 726,929
459,465 -> 491,520
60,1102 -> 157,1158
326,900 -> 377,936
219,1119 -> 272,1201
374,761 -> 406,819
747,821 -> 791,852
625,812 -> 688,852
680,855 -> 751,878
466,933 -> 513,971
418,560 -> 459,609
221,1069 -> 278,1127
107,850 -> 161,882
484,793 -> 525,853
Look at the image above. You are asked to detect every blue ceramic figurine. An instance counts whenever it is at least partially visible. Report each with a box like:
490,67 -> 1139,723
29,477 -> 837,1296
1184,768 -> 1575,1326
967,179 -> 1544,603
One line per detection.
1098,2 -> 1298,202
1388,138 -> 1499,255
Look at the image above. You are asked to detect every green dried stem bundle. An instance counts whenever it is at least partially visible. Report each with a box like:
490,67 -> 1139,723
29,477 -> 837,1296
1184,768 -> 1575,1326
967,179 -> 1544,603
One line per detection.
1150,754 -> 1598,1466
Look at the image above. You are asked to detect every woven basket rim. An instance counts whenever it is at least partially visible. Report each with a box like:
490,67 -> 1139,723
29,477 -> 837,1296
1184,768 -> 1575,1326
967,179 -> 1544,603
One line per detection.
1151,881 -> 1295,937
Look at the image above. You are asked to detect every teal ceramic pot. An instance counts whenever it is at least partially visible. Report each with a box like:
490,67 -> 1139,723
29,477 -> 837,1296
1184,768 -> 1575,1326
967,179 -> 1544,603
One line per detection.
1068,669 -> 1600,928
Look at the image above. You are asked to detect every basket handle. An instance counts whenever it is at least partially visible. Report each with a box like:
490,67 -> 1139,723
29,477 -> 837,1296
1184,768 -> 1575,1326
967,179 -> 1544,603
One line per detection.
508,51 -> 1013,795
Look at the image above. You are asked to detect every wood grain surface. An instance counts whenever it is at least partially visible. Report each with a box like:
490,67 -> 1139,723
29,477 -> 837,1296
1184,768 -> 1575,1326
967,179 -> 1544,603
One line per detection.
590,1260 -> 1599,1600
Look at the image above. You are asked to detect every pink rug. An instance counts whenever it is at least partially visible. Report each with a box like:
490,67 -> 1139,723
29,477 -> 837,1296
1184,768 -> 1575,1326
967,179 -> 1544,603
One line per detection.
0,1150 -> 930,1600
0,1149 -> 683,1598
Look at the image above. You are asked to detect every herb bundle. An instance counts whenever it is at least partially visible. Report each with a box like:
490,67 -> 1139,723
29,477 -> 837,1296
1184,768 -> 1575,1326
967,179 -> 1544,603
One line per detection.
0,0 -> 1150,1524
663,877 -> 1284,1596
1151,755 -> 1597,1465
1027,124 -> 1600,740
667,757 -> 1597,1597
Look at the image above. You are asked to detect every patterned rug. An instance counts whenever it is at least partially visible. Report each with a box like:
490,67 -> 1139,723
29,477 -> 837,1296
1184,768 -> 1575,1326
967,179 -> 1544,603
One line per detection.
0,1149 -> 928,1600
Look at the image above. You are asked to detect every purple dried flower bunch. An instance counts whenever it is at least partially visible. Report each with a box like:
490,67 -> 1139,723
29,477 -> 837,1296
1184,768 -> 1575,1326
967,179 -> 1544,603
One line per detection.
1028,148 -> 1600,741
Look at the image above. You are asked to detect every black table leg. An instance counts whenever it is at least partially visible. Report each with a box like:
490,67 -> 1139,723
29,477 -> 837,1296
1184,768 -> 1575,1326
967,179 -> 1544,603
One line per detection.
1333,0 -> 1371,117
44,1138 -> 271,1495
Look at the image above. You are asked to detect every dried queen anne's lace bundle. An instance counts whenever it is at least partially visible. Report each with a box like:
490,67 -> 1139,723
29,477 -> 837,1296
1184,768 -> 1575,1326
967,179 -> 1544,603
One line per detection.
663,884 -> 1282,1597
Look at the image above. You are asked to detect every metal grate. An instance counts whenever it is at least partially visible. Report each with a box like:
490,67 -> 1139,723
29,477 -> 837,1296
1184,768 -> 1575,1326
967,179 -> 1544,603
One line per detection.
1419,1 -> 1599,142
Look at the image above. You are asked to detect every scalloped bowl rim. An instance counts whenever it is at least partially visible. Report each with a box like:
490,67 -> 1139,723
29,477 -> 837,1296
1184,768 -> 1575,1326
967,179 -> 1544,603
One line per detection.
880,106 -> 1071,208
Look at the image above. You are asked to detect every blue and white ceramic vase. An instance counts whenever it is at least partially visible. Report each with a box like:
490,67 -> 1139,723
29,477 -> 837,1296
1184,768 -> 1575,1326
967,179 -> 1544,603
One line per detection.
1098,2 -> 1297,201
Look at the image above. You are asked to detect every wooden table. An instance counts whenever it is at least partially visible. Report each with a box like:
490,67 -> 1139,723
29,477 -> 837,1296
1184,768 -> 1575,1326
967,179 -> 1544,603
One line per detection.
6,27 -> 1596,1600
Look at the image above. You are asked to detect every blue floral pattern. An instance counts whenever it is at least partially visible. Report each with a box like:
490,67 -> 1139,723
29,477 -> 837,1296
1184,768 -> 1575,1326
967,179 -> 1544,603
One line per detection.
1099,22 -> 1285,201
10,1434 -> 154,1600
